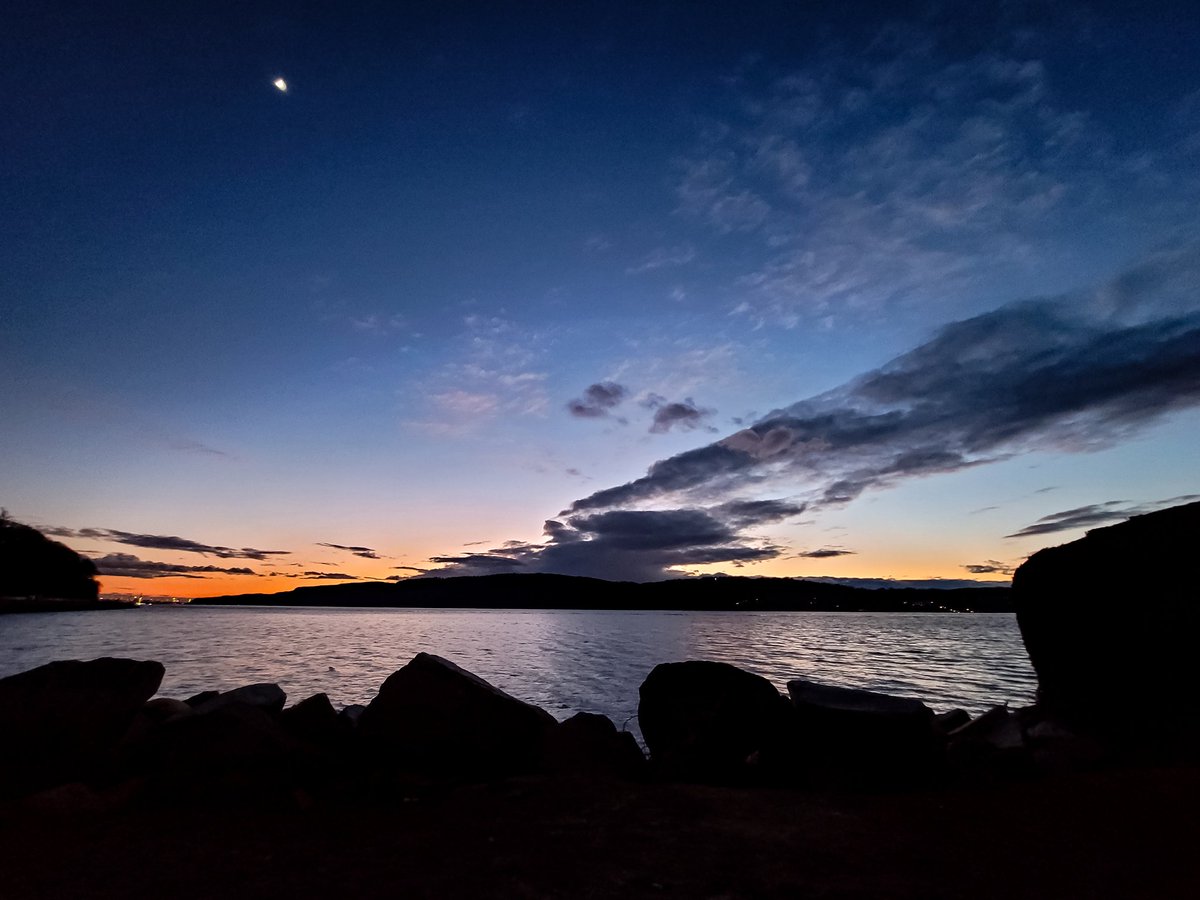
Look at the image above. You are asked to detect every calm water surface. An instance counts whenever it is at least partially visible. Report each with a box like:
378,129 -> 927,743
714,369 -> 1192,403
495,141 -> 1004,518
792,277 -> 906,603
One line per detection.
0,607 -> 1035,728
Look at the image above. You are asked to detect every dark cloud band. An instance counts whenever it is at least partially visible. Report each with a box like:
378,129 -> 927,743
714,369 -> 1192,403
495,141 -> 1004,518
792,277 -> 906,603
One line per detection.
92,553 -> 260,579
46,527 -> 289,561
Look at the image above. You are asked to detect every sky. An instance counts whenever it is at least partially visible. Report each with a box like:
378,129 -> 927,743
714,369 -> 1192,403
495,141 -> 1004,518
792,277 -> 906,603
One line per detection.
2,1 -> 1198,597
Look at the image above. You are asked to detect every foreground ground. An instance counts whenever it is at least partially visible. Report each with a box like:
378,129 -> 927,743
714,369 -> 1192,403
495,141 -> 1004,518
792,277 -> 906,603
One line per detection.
2,765 -> 1197,899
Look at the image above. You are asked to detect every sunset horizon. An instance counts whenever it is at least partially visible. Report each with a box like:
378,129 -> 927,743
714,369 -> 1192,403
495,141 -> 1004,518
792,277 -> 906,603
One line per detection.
5,2 -> 1197,598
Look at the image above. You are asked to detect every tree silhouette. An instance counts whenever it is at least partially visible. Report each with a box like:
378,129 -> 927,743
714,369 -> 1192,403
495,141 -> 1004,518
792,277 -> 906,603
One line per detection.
0,510 -> 99,601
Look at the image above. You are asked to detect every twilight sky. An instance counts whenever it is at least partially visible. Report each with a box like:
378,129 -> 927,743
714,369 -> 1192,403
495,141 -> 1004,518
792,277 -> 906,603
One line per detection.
3,1 -> 1198,596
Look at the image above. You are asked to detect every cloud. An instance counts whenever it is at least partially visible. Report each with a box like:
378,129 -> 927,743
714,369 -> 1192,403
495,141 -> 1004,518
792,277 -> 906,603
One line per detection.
299,571 -> 357,580
45,527 -> 290,560
716,499 -> 806,526
567,382 -> 628,418
1005,494 -> 1200,539
796,548 -> 855,559
167,440 -> 229,457
317,542 -> 381,559
433,390 -> 499,417
92,553 -> 260,579
566,246 -> 1200,517
350,312 -> 406,334
676,20 -> 1196,328
627,244 -> 696,274
645,396 -> 715,434
405,315 -> 551,434
962,560 -> 1015,576
427,552 -> 528,573
427,503 -> 792,582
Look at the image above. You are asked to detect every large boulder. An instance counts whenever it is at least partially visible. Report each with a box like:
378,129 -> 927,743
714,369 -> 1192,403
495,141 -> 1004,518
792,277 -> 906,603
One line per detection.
542,712 -> 645,778
280,692 -> 351,750
357,653 -> 557,778
0,657 -> 164,798
786,679 -> 941,784
1013,500 -> 1200,736
638,660 -> 789,780
192,682 -> 287,716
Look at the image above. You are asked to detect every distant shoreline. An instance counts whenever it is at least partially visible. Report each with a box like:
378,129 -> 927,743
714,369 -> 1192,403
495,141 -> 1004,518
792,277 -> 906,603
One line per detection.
0,597 -> 136,615
189,572 -> 1014,614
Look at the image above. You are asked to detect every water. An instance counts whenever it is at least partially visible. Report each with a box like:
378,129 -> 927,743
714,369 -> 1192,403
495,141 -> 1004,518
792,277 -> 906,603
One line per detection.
0,607 -> 1035,729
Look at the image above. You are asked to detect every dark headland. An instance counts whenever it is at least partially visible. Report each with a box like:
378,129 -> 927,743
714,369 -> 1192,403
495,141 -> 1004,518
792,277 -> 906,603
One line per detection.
0,512 -> 121,613
2,501 -> 1197,899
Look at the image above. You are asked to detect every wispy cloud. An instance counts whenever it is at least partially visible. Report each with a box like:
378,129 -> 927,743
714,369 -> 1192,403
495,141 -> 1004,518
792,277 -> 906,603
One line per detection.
1005,495 -> 1200,539
962,560 -> 1015,576
350,312 -> 407,334
317,542 -> 381,559
46,527 -> 290,561
626,244 -> 696,274
677,23 -> 1195,328
92,553 -> 260,579
167,439 -> 229,457
406,315 -> 550,434
796,548 -> 855,559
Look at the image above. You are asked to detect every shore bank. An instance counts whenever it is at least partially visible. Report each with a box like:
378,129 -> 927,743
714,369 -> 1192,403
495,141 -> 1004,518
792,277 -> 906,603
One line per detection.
4,766 -> 1197,899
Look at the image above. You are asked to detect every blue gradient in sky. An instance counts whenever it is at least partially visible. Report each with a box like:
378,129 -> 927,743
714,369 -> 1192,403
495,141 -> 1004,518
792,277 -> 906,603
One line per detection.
2,2 -> 1197,592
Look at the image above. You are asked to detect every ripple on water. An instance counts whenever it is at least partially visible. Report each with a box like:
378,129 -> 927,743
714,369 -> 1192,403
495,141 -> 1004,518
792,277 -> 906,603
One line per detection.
0,607 -> 1035,727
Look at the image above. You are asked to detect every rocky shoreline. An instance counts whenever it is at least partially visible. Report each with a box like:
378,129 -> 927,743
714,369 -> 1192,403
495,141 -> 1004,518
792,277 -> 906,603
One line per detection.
0,647 -> 1186,815
1,650 -> 1197,900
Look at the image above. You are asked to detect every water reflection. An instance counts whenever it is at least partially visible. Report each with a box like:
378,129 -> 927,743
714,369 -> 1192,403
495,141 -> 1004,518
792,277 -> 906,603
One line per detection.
0,607 -> 1035,734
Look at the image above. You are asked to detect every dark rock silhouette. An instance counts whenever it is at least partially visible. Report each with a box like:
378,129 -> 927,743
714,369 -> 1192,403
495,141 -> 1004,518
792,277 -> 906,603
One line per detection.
1013,500 -> 1200,736
935,708 -> 971,733
358,653 -> 557,777
0,657 -> 163,799
184,689 -> 220,708
191,682 -> 287,716
543,712 -> 645,778
280,692 -> 350,750
0,644 -> 1183,812
0,512 -> 99,605
786,679 -> 941,783
638,660 -> 789,780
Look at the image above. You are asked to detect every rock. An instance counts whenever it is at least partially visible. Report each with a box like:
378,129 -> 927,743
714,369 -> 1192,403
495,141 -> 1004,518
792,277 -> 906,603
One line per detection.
281,693 -> 349,749
949,705 -> 1024,751
127,702 -> 308,805
358,653 -> 557,778
16,782 -> 107,818
142,698 -> 193,723
193,683 -> 286,716
340,704 -> 367,727
935,709 -> 972,734
0,657 -> 164,798
543,712 -> 645,777
638,660 -> 788,780
786,679 -> 941,784
1020,708 -> 1109,773
185,690 -> 220,708
1013,500 -> 1200,737
946,705 -> 1033,779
